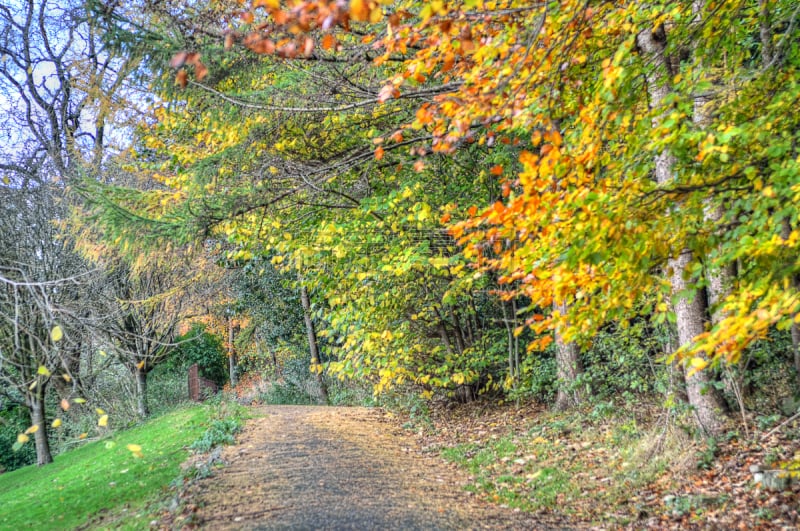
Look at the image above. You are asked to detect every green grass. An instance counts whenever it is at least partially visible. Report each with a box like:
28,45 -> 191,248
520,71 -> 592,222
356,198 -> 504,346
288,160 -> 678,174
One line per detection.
0,405 -> 209,530
438,410 -> 683,522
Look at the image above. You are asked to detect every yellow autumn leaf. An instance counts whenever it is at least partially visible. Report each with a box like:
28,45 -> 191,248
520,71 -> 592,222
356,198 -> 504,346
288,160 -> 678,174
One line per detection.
689,357 -> 708,371
24,425 -> 39,434
95,408 -> 106,415
136,360 -> 145,370
98,415 -> 108,427
687,357 -> 709,376
527,469 -> 543,480
429,257 -> 449,269
50,325 -> 63,342
17,433 -> 29,444
417,203 -> 432,221
52,418 -> 62,428
350,0 -> 370,21
37,366 -> 51,377
369,5 -> 383,23
72,397 -> 86,404
126,444 -> 144,458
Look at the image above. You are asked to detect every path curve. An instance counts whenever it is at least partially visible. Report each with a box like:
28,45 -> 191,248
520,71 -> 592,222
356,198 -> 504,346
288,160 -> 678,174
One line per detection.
179,406 -> 563,530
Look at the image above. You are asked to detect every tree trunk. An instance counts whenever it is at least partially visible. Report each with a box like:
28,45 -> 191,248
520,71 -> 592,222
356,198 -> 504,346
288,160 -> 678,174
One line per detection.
228,317 -> 238,387
637,25 -> 728,435
433,306 -> 456,355
792,319 -> 800,388
693,0 -> 743,409
502,298 -> 521,389
670,252 -> 728,433
553,301 -> 584,410
29,393 -> 53,466
758,0 -> 773,68
449,308 -> 467,353
300,285 -> 328,403
502,299 -> 516,386
269,346 -> 281,377
662,330 -> 689,403
780,219 -> 800,387
693,0 -> 734,328
135,368 -> 149,418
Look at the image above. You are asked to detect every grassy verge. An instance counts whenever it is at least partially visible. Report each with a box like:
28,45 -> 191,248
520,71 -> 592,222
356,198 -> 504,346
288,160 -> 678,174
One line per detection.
0,404 -> 211,530
430,403 -> 697,525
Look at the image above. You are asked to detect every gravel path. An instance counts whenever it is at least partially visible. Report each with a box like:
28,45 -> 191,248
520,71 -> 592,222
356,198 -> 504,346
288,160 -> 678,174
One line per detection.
180,406 -> 563,530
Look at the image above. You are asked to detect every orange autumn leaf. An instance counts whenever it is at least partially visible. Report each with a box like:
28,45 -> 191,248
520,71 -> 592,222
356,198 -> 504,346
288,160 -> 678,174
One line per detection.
350,0 -> 370,21
195,62 -> 208,81
175,69 -> 188,88
321,33 -> 336,50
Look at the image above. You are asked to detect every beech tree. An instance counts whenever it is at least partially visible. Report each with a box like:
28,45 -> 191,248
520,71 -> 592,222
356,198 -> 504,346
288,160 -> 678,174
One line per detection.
207,0 -> 797,423
88,0 -> 800,434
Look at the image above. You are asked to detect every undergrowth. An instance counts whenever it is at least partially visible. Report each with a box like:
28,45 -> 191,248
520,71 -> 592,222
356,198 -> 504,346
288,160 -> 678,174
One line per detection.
435,403 -> 702,525
190,399 -> 247,453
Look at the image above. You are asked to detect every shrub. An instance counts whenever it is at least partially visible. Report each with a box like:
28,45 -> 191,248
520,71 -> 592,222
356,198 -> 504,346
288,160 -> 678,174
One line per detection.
580,320 -> 670,402
258,354 -> 321,405
189,400 -> 246,453
170,324 -> 228,387
0,404 -> 36,472
189,418 -> 242,453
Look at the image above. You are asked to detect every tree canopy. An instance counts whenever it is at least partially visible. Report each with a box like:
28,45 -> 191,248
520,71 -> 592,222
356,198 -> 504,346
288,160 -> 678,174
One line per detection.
4,0 -> 800,467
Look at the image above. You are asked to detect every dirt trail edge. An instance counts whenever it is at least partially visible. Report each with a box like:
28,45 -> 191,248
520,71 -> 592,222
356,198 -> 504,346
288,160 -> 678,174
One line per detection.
176,406 -> 574,530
